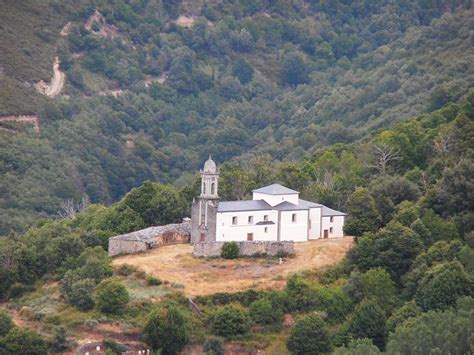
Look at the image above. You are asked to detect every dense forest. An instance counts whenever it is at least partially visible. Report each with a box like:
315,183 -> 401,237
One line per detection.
1,0 -> 474,234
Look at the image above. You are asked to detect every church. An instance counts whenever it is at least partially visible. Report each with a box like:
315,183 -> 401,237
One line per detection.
191,156 -> 346,244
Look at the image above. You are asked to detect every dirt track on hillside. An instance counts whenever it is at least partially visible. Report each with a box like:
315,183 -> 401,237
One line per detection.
113,238 -> 353,296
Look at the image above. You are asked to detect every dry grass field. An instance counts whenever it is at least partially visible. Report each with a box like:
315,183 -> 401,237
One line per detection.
113,238 -> 354,296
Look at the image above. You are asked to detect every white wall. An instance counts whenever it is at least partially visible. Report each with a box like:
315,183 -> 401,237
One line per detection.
252,192 -> 299,206
321,216 -> 345,238
280,210 -> 309,242
216,210 -> 278,242
308,207 -> 322,239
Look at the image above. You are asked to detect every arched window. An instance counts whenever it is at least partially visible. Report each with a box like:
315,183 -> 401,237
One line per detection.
202,182 -> 206,194
211,183 -> 215,195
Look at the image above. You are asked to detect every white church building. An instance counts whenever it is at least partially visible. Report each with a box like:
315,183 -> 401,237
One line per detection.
191,157 -> 346,243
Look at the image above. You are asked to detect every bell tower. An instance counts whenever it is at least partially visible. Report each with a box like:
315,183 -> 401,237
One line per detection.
200,155 -> 219,199
191,156 -> 219,244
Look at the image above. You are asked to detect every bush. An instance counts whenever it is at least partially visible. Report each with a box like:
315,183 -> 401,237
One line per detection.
69,279 -> 95,311
96,279 -> 130,314
115,264 -> 136,276
221,242 -> 239,259
203,336 -> 225,355
0,310 -> 13,337
49,327 -> 73,353
0,327 -> 47,354
209,304 -> 251,338
144,305 -> 188,355
287,313 -> 332,355
249,297 -> 283,324
147,276 -> 162,286
103,339 -> 127,353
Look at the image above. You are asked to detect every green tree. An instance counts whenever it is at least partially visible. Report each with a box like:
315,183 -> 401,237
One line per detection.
49,327 -> 73,353
203,336 -> 225,355
287,313 -> 332,355
415,261 -> 473,311
0,327 -> 47,355
96,279 -> 129,314
144,305 -> 188,355
232,59 -> 254,84
69,279 -> 95,311
343,188 -> 381,237
281,51 -> 310,86
385,301 -> 421,333
221,242 -> 239,259
209,304 -> 250,338
345,299 -> 387,350
361,268 -> 398,312
333,339 -> 381,355
249,297 -> 283,324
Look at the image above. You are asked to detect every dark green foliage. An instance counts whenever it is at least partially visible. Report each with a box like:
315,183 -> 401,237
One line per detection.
144,305 -> 188,355
232,59 -> 254,85
343,188 -> 381,237
0,327 -> 47,355
195,289 -> 262,307
96,279 -> 130,314
286,313 -> 332,355
147,276 -> 162,286
386,301 -> 421,333
249,297 -> 283,324
221,242 -> 239,259
0,310 -> 13,337
49,327 -> 73,353
386,297 -> 474,354
203,336 -> 225,355
209,304 -> 251,338
345,299 -> 387,350
333,339 -> 381,355
68,279 -> 95,311
281,51 -> 310,86
415,261 -> 473,311
103,339 -> 127,354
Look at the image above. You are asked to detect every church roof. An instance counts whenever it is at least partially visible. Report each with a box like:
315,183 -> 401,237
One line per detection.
273,199 -> 322,211
252,183 -> 299,195
322,206 -> 346,216
217,200 -> 272,212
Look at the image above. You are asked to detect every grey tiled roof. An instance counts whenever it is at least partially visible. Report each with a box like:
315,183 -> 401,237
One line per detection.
217,200 -> 272,212
273,199 -> 322,211
322,206 -> 346,216
109,220 -> 191,242
252,183 -> 299,195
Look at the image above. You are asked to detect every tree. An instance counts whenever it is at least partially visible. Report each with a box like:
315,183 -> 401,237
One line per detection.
49,327 -> 73,353
96,279 -> 129,314
209,304 -> 250,338
361,268 -> 398,312
0,327 -> 47,354
281,52 -> 310,86
249,297 -> 283,324
144,305 -> 188,355
386,297 -> 474,354
203,336 -> 225,355
343,188 -> 381,237
368,143 -> 401,175
0,310 -> 13,337
415,261 -> 473,311
333,339 -> 381,355
232,59 -> 254,84
69,279 -> 95,311
286,313 -> 332,355
385,301 -> 421,333
345,299 -> 387,350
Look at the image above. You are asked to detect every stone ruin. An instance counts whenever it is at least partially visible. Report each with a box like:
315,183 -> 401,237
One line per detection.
108,218 -> 191,256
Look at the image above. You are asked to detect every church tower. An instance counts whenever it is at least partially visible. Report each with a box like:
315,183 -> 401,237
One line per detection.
191,156 -> 219,243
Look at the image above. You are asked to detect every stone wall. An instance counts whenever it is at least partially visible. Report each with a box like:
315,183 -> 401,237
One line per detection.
193,241 -> 294,257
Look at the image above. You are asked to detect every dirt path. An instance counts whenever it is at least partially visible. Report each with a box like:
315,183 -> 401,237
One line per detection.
113,238 -> 353,296
34,56 -> 65,97
0,115 -> 40,133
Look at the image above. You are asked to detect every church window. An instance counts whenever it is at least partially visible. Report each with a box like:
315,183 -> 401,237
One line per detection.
211,183 -> 215,195
264,227 -> 268,233
202,183 -> 206,194
264,215 -> 268,221
292,213 -> 297,223
232,216 -> 238,225
330,216 -> 334,223
330,227 -> 333,234
248,216 -> 253,224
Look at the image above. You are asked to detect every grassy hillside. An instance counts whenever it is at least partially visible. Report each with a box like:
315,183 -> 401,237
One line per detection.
0,0 -> 473,234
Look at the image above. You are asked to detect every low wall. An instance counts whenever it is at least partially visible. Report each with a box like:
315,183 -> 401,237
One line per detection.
193,241 -> 294,257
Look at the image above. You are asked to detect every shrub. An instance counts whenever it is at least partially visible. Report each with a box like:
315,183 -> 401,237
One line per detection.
249,297 -> 283,324
221,242 -> 239,259
287,313 -> 332,355
0,310 -> 13,337
96,279 -> 130,314
69,279 -> 95,311
203,336 -> 225,355
49,327 -> 73,353
115,264 -> 136,276
209,304 -> 250,338
147,276 -> 162,286
103,339 -> 127,353
144,305 -> 188,355
0,327 -> 47,354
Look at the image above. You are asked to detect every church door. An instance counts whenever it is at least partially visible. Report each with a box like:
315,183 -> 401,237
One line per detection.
247,233 -> 253,241
200,233 -> 205,242
323,230 -> 329,239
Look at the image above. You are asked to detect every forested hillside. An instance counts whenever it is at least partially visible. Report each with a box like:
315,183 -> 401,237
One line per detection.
1,0 -> 473,234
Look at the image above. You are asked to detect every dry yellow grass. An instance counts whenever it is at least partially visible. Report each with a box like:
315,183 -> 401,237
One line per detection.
112,238 -> 353,297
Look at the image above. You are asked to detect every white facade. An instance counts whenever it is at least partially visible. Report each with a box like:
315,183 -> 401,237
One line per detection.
216,183 -> 346,243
